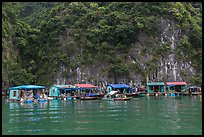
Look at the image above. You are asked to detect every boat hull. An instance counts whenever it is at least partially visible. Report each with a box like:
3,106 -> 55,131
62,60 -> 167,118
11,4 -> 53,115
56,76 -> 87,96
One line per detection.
80,96 -> 97,100
114,98 -> 131,101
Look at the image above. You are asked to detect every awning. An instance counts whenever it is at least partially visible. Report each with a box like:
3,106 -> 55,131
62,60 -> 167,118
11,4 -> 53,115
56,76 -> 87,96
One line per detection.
166,82 -> 187,85
74,84 -> 98,89
107,84 -> 130,88
9,85 -> 45,90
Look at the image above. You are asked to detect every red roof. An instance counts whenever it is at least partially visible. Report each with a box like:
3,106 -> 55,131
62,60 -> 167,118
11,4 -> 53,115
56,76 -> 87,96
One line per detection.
166,82 -> 187,85
74,84 -> 98,88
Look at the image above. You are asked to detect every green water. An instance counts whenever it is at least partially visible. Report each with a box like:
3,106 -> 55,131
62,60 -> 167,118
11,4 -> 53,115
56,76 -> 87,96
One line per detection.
2,95 -> 202,135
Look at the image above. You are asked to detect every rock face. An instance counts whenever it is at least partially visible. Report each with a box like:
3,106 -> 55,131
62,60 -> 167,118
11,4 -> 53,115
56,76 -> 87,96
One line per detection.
128,18 -> 195,84
55,18 -> 196,85
2,2 -> 201,88
156,18 -> 195,82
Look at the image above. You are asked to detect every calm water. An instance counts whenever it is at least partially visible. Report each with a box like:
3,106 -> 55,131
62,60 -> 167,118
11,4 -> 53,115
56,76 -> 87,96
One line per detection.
2,95 -> 202,135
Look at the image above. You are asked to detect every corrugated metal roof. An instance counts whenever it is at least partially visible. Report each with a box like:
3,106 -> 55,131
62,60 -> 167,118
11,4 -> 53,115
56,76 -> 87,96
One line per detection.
9,85 -> 45,90
147,82 -> 165,86
74,84 -> 98,88
188,86 -> 199,89
166,82 -> 187,85
53,85 -> 75,88
107,84 -> 130,88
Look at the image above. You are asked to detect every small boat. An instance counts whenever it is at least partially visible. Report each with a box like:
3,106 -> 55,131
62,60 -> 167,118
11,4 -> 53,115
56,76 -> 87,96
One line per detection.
124,93 -> 133,97
80,96 -> 97,100
38,99 -> 47,102
102,91 -> 131,101
114,97 -> 131,101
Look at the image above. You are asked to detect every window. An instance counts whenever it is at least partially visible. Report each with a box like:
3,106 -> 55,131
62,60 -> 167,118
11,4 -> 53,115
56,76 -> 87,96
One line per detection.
150,86 -> 153,90
13,91 -> 17,97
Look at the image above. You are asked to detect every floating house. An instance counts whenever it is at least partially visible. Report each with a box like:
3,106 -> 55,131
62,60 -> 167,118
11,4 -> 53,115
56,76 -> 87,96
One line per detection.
166,82 -> 187,96
166,82 -> 187,92
9,85 -> 46,102
147,82 -> 165,95
74,84 -> 100,97
49,85 -> 77,99
106,84 -> 131,94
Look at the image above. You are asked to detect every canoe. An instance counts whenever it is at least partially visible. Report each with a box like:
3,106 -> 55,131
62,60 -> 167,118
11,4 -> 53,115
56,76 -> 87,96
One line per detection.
124,93 -> 133,97
114,98 -> 131,101
80,96 -> 97,100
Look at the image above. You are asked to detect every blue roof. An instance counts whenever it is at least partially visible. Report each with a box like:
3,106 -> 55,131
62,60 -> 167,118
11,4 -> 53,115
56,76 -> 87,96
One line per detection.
107,84 -> 130,88
188,86 -> 199,89
9,85 -> 45,90
129,88 -> 136,92
64,88 -> 78,91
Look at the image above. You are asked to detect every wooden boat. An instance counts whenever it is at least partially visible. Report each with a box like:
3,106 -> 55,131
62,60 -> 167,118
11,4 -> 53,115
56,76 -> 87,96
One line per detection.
80,96 -> 97,100
114,97 -> 131,101
124,93 -> 133,97
102,91 -> 131,101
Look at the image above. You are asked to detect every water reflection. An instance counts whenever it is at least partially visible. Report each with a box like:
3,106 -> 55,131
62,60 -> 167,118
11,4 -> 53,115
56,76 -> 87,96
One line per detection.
3,96 -> 202,135
9,102 -> 20,110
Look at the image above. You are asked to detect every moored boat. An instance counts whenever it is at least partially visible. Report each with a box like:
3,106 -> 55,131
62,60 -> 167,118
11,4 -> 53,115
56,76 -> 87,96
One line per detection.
80,96 -> 97,100
114,97 -> 131,101
102,91 -> 131,101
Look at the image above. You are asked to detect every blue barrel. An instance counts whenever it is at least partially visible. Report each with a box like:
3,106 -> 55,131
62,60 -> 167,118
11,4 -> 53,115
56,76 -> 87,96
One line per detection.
38,99 -> 45,102
25,100 -> 33,103
168,93 -> 175,96
67,97 -> 72,100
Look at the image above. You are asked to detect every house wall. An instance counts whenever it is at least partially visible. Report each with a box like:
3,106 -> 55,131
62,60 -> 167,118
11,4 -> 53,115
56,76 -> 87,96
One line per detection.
49,87 -> 59,97
166,85 -> 187,92
106,86 -> 112,93
147,85 -> 164,93
9,89 -> 19,100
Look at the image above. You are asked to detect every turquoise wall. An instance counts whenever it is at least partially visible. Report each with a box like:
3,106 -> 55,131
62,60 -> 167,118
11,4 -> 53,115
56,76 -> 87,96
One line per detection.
49,87 -> 59,97
147,85 -> 164,93
9,90 -> 19,100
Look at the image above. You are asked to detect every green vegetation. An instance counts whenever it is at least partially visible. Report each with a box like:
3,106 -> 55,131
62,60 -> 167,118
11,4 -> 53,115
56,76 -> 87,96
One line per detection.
2,2 -> 202,88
